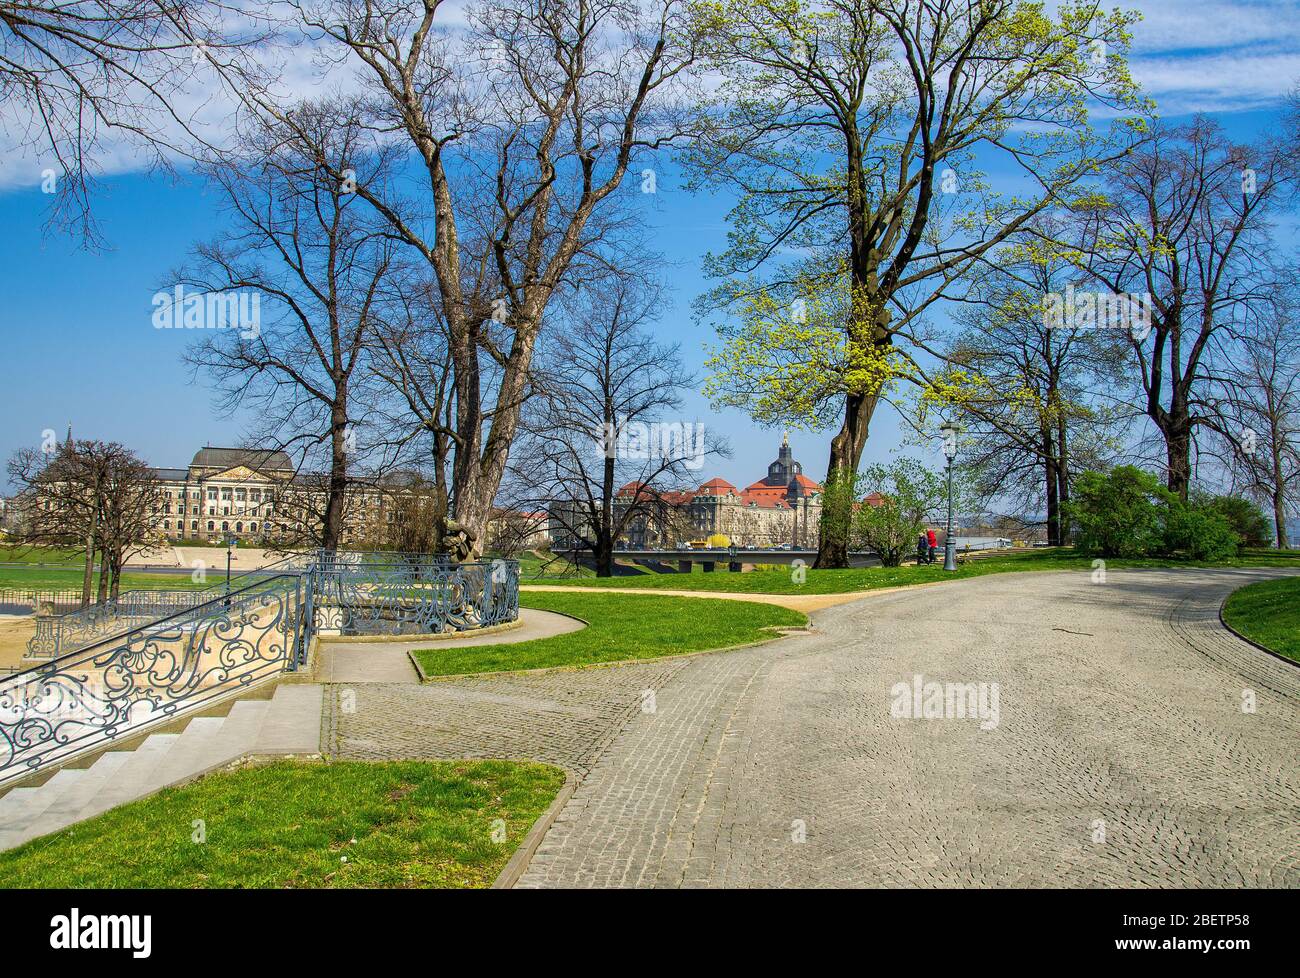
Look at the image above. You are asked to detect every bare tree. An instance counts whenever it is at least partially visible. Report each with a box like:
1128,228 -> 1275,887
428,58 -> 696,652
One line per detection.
1,0 -> 248,242
7,438 -> 164,603
1207,298 -> 1300,548
253,0 -> 702,557
520,272 -> 723,576
367,268 -> 458,552
1075,118 -> 1291,499
181,101 -> 396,553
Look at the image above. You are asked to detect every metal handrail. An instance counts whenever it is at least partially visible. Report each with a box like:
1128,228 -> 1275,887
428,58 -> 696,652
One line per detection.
25,552 -> 318,659
1,573 -> 310,783
3,552 -> 521,784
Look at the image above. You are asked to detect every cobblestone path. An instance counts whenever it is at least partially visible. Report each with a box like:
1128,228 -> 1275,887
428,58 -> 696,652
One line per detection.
324,568 -> 1299,887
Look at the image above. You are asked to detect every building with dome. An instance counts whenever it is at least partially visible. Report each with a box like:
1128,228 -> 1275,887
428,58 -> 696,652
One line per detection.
613,434 -> 823,548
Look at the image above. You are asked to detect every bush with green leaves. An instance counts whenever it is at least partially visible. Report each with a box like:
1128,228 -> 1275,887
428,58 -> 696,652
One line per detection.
1068,466 -> 1242,560
1161,500 -> 1240,561
1199,495 -> 1272,549
1068,467 -> 1167,557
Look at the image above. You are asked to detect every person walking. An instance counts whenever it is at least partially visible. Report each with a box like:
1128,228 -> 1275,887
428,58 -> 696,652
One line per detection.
926,527 -> 938,565
916,532 -> 929,565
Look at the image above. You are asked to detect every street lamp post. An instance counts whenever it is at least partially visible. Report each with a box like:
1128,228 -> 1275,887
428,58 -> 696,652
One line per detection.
225,534 -> 238,605
939,422 -> 961,572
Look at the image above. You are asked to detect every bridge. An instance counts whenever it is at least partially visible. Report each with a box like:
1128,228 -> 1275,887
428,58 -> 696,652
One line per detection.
607,548 -> 881,572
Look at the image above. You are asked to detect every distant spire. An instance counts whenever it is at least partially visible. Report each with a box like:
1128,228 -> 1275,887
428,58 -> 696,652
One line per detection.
782,431 -> 789,448
65,423 -> 73,449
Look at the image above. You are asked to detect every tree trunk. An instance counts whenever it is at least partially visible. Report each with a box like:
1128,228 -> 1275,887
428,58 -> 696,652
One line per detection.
1165,425 -> 1192,500
109,550 -> 123,601
1273,491 -> 1288,550
81,523 -> 95,609
1056,414 -> 1071,544
96,548 -> 109,603
1045,437 -> 1061,547
594,533 -> 615,578
322,399 -> 348,554
596,446 -> 616,577
815,391 -> 875,568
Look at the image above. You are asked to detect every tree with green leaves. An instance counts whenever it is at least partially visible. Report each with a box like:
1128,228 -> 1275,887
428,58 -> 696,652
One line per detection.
914,224 -> 1130,545
688,0 -> 1147,566
821,458 -> 948,566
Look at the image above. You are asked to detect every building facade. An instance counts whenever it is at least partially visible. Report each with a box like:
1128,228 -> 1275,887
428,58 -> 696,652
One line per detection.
611,435 -> 824,548
149,447 -> 547,550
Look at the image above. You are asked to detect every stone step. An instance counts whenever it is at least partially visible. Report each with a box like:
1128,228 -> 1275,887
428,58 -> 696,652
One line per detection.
0,683 -> 324,853
0,768 -> 86,832
143,702 -> 270,796
73,733 -> 181,823
255,685 -> 322,755
0,752 -> 132,850
139,716 -> 232,793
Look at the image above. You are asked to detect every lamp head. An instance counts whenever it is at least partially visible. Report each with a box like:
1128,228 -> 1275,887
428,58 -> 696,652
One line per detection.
938,421 -> 962,461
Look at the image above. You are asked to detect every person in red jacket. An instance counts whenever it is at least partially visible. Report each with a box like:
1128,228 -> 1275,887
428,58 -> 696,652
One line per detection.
926,528 -> 938,564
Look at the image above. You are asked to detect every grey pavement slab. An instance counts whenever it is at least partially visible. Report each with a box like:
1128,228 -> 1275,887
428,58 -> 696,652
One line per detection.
508,567 -> 1300,888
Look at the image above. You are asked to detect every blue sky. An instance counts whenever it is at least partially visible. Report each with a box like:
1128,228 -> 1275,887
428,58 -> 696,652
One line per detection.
1,0 -> 1298,492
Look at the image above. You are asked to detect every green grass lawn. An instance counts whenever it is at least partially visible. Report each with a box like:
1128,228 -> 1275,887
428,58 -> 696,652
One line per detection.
523,548 -> 1300,595
0,544 -> 84,565
0,759 -> 564,888
0,567 -> 213,592
507,550 -> 596,579
412,591 -> 806,677
1221,577 -> 1300,663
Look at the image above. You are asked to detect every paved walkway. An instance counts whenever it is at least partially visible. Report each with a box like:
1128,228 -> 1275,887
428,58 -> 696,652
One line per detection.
323,568 -> 1299,887
314,608 -> 586,683
516,568 -> 1300,887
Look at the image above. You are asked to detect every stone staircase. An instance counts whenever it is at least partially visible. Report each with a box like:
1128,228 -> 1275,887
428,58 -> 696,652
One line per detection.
0,684 -> 322,852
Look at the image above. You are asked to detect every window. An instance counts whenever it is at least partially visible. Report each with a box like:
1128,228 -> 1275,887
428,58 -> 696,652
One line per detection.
235,522 -> 243,533
207,489 -> 217,501
222,522 -> 229,532
251,522 -> 259,533
207,521 -> 215,532
191,520 -> 198,531
235,489 -> 246,502
250,490 -> 261,502
221,488 -> 232,501
163,520 -> 170,530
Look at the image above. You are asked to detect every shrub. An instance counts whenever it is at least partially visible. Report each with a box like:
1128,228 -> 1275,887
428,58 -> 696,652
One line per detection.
1160,500 -> 1240,561
1200,495 -> 1271,548
1067,467 -> 1166,557
1068,467 -> 1243,561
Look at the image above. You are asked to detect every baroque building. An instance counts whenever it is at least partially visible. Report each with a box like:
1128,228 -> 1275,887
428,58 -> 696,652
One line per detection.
613,434 -> 823,548
149,446 -> 548,549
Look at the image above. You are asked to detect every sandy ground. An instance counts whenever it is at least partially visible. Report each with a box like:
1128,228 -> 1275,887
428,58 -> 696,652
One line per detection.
0,617 -> 34,671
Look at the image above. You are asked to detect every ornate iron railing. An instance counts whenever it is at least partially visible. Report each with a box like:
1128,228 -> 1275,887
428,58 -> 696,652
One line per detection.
311,554 -> 519,637
0,588 -> 86,616
2,552 -> 518,785
0,573 -> 310,784
25,552 -> 320,660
